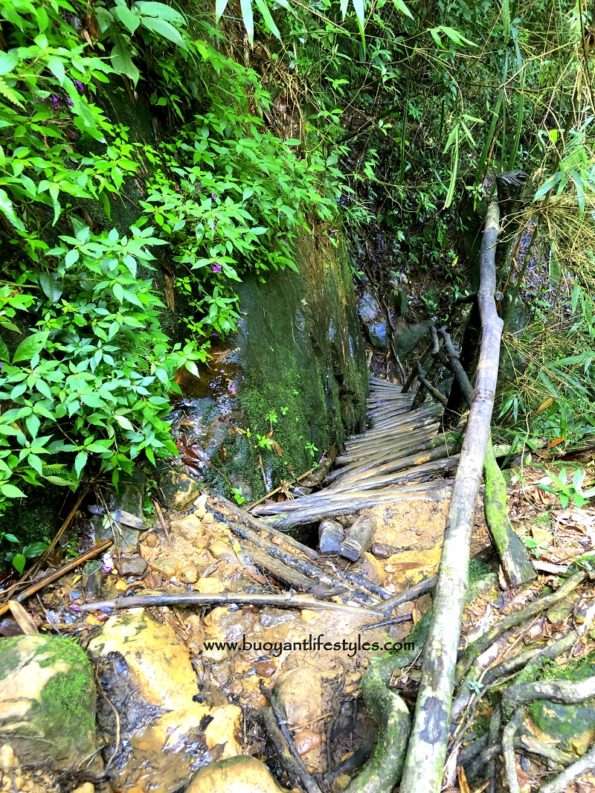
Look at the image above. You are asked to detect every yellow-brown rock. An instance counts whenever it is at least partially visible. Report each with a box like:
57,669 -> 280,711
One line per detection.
88,609 -> 241,793
186,756 -> 289,793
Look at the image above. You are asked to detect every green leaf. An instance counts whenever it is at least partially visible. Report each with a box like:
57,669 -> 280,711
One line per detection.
111,40 -> 140,84
1,483 -> 26,498
0,188 -> 25,232
25,414 -> 40,439
39,273 -> 63,302
254,0 -> 281,39
115,414 -> 134,430
239,0 -> 254,44
64,248 -> 79,267
114,3 -> 142,33
0,337 -> 9,362
141,17 -> 186,48
74,450 -> 88,478
47,56 -> 65,85
392,0 -> 413,19
11,552 -> 26,574
0,52 -> 18,76
134,1 -> 185,25
13,332 -> 48,363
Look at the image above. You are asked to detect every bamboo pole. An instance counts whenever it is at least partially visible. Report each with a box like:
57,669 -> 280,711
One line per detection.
399,190 -> 504,793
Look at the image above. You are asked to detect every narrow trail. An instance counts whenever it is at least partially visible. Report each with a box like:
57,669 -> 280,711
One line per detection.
253,376 -> 459,529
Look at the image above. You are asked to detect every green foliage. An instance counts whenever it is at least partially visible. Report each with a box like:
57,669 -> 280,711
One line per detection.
537,466 -> 592,509
141,109 -> 338,337
0,224 -> 203,500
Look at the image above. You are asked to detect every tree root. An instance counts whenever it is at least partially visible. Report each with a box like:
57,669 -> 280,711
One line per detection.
456,571 -> 586,680
540,742 -> 595,793
344,658 -> 411,793
503,676 -> 595,709
502,707 -> 524,793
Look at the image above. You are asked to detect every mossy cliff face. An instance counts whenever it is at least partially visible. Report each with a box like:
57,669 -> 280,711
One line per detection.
222,232 -> 367,499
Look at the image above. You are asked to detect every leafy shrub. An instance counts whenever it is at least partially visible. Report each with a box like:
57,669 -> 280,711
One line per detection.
0,224 -> 203,502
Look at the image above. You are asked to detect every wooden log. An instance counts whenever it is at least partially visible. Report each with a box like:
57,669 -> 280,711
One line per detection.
441,327 -> 535,586
269,484 -> 452,530
319,519 -> 344,553
329,440 -> 460,490
79,591 -> 383,616
483,442 -> 536,586
399,190 -> 504,793
340,514 -> 376,561
331,455 -> 459,494
326,432 -> 460,483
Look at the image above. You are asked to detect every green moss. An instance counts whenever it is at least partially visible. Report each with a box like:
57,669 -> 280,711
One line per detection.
217,230 -> 367,499
0,636 -> 96,766
528,651 -> 595,749
35,637 -> 96,759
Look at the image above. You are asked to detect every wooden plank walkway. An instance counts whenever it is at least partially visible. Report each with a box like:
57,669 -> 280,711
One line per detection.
252,377 -> 459,529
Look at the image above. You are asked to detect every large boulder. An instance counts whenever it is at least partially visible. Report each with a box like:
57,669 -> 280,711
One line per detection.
0,635 -> 96,771
171,232 -> 368,501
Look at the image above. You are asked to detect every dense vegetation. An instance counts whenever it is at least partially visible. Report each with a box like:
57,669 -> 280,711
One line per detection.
0,0 -> 593,569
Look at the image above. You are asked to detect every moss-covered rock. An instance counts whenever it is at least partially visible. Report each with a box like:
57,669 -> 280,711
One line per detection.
0,635 -> 96,770
527,651 -> 595,755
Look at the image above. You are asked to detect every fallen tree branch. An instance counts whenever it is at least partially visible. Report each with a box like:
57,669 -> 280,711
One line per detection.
399,187 -> 504,793
540,742 -> 595,793
0,539 -> 113,618
78,591 -> 384,616
440,327 -> 535,587
263,701 -> 323,793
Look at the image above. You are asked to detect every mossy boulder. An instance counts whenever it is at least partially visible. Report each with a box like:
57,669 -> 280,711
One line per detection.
0,635 -> 96,770
528,651 -> 595,755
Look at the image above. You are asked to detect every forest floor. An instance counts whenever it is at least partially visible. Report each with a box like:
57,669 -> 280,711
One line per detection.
0,396 -> 593,793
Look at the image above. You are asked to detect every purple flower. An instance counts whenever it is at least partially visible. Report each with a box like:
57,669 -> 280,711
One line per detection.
49,94 -> 61,110
211,263 -> 222,273
73,79 -> 86,94
65,96 -> 74,108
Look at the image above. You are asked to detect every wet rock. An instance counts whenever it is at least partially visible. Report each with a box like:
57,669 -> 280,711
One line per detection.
116,555 -> 148,577
88,609 -> 241,792
160,469 -> 201,511
0,636 -> 96,771
319,519 -> 344,553
186,756 -> 289,793
358,290 -> 389,349
0,743 -> 60,792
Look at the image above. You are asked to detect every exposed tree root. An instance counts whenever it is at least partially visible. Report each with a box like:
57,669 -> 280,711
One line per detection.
503,676 -> 595,709
344,658 -> 411,793
540,743 -> 595,793
456,571 -> 586,680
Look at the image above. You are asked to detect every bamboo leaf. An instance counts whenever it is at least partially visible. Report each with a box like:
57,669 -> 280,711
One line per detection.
240,0 -> 254,44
